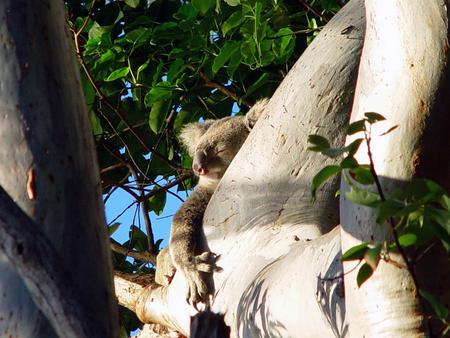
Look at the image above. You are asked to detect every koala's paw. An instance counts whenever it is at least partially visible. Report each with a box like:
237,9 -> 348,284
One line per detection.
184,251 -> 222,310
194,251 -> 223,273
185,269 -> 210,310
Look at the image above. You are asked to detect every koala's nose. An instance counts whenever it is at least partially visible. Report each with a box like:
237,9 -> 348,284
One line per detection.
193,163 -> 208,175
193,151 -> 208,176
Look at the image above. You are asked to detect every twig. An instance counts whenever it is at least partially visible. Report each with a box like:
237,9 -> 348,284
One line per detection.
140,172 -> 192,202
100,162 -> 127,174
187,65 -> 252,108
266,27 -> 322,40
69,28 -> 181,171
111,242 -> 156,264
107,199 -> 138,226
128,165 -> 155,253
298,0 -> 328,23
76,0 -> 97,35
319,259 -> 362,282
364,126 -> 428,329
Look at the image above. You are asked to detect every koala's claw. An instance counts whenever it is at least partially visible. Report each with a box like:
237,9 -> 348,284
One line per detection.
185,270 -> 210,310
194,251 -> 223,273
182,251 -> 222,309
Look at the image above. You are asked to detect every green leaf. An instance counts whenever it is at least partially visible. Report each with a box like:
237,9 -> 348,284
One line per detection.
227,46 -> 242,78
243,73 -> 270,98
307,135 -> 330,151
224,0 -> 240,5
222,11 -> 245,36
398,233 -> 418,247
365,112 -> 386,124
350,165 -> 374,185
125,28 -> 151,44
376,199 -> 403,224
341,156 -> 358,169
125,0 -> 140,8
345,186 -> 381,207
272,27 -> 294,61
98,49 -> 115,64
128,225 -> 148,252
212,41 -> 240,74
192,0 -> 215,15
342,242 -> 369,261
357,263 -> 374,287
419,289 -> 449,321
147,191 -> 167,216
347,138 -> 364,156
347,120 -> 366,135
105,67 -> 130,82
364,245 -> 381,270
119,326 -> 128,338
240,39 -> 256,63
433,224 -> 450,253
441,194 -> 450,210
176,4 -> 198,20
167,59 -> 185,83
136,59 -> 150,80
144,82 -> 173,106
311,165 -> 341,199
426,207 -> 450,229
88,109 -> 103,136
88,22 -> 113,40
155,238 -> 164,251
108,223 -> 121,235
321,147 -> 347,158
149,100 -> 171,134
406,179 -> 445,204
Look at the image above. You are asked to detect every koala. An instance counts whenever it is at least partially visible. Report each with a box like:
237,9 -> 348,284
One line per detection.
155,99 -> 268,307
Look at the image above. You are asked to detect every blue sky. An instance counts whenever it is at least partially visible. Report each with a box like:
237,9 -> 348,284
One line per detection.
105,184 -> 184,252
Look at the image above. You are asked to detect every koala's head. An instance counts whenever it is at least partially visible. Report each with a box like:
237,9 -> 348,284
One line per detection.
179,99 -> 267,184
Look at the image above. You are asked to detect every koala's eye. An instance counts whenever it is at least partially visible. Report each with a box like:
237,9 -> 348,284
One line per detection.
216,146 -> 226,155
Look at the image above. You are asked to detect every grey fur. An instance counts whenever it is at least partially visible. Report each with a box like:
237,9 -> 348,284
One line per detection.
156,99 -> 268,307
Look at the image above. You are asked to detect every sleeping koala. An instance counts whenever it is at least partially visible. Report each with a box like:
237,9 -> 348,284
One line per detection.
155,99 -> 268,308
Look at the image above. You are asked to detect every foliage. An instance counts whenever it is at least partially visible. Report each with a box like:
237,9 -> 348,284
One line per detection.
309,113 -> 450,332
65,0 -> 345,334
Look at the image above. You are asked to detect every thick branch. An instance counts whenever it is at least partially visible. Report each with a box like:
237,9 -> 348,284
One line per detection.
114,273 -> 146,312
0,186 -> 104,338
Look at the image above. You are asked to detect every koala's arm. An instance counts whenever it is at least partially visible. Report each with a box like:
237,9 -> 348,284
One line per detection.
155,248 -> 176,286
169,186 -> 220,306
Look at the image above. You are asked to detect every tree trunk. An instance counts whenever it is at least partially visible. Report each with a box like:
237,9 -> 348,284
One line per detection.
340,1 -> 450,336
115,0 -> 450,337
120,0 -> 365,336
0,1 -> 118,337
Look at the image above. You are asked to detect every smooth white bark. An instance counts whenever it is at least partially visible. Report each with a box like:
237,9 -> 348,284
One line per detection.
340,0 -> 449,336
123,0 -> 366,336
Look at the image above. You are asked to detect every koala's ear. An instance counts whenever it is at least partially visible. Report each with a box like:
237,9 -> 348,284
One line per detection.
179,120 -> 214,155
244,98 -> 269,129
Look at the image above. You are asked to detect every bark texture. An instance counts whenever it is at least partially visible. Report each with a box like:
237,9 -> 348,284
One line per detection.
120,0 -> 365,336
340,0 -> 450,336
0,1 -> 118,337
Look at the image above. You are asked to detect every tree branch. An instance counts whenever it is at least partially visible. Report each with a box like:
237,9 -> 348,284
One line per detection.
0,186 -> 103,338
111,242 -> 157,264
70,29 -> 181,171
187,65 -> 252,108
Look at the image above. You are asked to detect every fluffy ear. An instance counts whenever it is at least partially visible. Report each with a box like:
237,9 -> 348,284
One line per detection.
244,98 -> 269,129
179,120 -> 214,155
